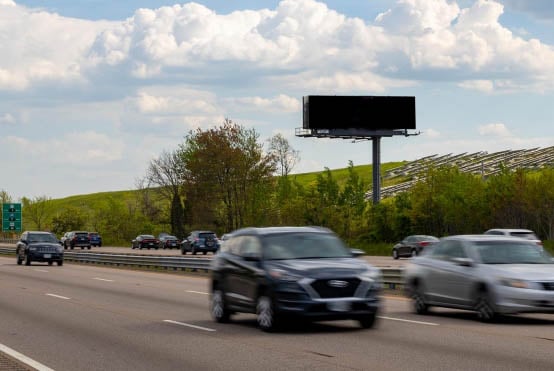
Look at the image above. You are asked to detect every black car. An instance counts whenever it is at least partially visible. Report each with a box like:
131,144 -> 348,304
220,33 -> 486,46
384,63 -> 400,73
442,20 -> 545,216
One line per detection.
210,226 -> 381,332
392,235 -> 439,259
16,231 -> 64,266
65,231 -> 91,250
158,233 -> 180,249
181,230 -> 220,255
132,235 -> 159,250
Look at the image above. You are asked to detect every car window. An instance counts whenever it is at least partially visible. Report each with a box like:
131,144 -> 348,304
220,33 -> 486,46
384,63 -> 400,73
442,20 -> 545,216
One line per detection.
263,233 -> 351,260
429,240 -> 466,260
475,241 -> 552,264
509,231 -> 538,240
28,233 -> 58,243
199,233 -> 216,239
239,236 -> 261,257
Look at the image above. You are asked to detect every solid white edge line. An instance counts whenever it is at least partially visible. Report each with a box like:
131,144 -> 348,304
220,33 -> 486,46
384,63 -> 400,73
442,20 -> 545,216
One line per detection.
186,290 -> 209,295
45,293 -> 70,300
0,343 -> 55,371
163,320 -> 216,332
93,277 -> 114,282
378,316 -> 439,326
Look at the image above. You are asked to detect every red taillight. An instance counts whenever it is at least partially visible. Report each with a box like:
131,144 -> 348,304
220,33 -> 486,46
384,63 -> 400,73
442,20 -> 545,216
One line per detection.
419,241 -> 430,247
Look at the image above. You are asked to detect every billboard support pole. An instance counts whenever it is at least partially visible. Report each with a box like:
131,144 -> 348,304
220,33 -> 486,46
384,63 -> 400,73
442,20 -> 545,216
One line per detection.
372,137 -> 381,204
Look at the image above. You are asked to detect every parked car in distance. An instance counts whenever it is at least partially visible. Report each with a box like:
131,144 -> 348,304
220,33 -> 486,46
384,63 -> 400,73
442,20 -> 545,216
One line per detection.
210,226 -> 382,332
60,232 -> 70,249
392,235 -> 439,259
158,234 -> 180,249
16,231 -> 64,266
65,231 -> 91,250
404,235 -> 554,322
88,232 -> 102,247
132,235 -> 159,250
484,228 -> 542,247
181,231 -> 220,255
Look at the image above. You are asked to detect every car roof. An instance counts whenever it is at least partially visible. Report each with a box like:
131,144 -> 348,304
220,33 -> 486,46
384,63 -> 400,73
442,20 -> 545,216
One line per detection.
25,231 -> 54,234
232,226 -> 333,236
442,234 -> 537,243
485,228 -> 535,233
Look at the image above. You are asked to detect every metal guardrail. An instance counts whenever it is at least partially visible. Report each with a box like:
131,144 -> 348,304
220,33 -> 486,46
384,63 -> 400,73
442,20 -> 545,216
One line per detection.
0,247 -> 404,289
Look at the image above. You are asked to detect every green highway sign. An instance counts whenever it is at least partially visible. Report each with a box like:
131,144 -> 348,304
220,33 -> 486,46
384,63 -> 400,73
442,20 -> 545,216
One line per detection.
2,203 -> 22,232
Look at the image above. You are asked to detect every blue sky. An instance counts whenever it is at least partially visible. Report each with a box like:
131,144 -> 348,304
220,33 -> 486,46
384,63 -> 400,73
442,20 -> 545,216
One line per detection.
1,0 -> 554,199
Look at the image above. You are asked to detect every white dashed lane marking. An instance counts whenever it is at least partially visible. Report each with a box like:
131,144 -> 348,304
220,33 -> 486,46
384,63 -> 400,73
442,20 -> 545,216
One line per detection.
378,316 -> 439,326
186,290 -> 209,295
45,293 -> 70,300
93,277 -> 114,282
163,320 -> 216,332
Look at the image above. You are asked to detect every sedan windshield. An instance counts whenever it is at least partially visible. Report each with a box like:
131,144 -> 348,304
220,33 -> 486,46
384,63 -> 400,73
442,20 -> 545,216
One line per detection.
264,233 -> 352,260
475,241 -> 553,264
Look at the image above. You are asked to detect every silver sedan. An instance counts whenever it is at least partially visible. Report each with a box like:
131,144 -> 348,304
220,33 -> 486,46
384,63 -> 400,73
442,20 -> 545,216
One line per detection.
404,235 -> 554,322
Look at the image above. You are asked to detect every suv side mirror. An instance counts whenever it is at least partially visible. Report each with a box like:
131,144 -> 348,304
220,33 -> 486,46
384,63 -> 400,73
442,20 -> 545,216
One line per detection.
351,248 -> 365,257
243,252 -> 261,262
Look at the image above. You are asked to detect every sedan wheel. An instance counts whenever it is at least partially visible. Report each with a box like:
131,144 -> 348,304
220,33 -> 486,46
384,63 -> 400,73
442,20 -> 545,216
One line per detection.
392,250 -> 399,260
475,291 -> 496,322
411,285 -> 428,315
411,249 -> 417,257
257,295 -> 278,332
211,289 -> 230,323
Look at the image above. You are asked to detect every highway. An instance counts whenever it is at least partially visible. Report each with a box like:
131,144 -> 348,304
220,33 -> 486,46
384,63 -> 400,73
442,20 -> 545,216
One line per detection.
1,255 -> 554,371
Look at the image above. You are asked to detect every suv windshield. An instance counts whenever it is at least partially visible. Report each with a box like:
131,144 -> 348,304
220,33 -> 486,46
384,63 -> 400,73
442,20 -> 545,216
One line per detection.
264,233 -> 352,260
475,241 -> 552,264
28,233 -> 58,244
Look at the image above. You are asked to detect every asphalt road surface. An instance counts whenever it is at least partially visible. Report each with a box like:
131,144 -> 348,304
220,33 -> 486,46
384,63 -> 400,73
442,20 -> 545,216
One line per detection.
1,255 -> 554,371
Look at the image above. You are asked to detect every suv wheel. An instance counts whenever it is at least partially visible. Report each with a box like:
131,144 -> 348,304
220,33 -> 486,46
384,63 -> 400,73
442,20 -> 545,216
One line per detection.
25,254 -> 31,266
192,247 -> 196,255
16,254 -> 23,265
411,249 -> 417,257
392,250 -> 399,260
257,295 -> 278,332
358,312 -> 377,329
57,260 -> 64,266
211,289 -> 231,323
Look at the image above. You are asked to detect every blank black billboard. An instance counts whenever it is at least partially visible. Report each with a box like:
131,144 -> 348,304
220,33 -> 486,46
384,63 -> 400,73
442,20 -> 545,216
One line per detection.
303,96 -> 416,130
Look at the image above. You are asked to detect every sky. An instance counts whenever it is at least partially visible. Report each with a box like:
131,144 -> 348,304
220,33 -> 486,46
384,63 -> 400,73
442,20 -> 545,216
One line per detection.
1,0 -> 554,200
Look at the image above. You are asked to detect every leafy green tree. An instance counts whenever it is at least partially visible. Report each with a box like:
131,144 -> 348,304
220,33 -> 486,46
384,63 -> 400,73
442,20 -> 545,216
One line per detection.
50,207 -> 87,235
21,195 -> 54,231
179,119 -> 276,232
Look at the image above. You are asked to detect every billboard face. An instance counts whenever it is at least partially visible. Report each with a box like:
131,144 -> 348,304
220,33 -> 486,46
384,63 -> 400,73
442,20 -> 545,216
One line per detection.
303,96 -> 416,130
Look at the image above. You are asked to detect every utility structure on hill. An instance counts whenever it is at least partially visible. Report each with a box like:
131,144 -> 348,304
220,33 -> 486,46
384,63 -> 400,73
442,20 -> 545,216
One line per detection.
296,95 -> 418,204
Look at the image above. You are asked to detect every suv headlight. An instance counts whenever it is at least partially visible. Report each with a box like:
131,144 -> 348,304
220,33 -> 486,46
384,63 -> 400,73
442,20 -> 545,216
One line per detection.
361,267 -> 382,282
268,269 -> 302,282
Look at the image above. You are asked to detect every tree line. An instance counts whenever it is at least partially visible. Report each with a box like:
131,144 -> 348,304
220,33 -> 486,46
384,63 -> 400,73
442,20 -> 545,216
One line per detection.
2,120 -> 554,252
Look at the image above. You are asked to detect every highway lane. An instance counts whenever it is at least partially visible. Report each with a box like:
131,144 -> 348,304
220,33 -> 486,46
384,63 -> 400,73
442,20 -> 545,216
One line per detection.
1,256 -> 554,371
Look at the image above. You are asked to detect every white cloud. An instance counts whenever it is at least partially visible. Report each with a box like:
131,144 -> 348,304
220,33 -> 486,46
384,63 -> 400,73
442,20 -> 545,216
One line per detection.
0,113 -> 16,125
458,79 -> 494,93
478,123 -> 512,137
424,128 -> 441,138
3,132 -> 124,165
225,94 -> 300,113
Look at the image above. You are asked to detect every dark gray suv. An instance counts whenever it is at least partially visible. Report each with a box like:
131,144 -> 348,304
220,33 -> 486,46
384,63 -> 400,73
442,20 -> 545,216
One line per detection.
210,226 -> 382,332
16,231 -> 64,266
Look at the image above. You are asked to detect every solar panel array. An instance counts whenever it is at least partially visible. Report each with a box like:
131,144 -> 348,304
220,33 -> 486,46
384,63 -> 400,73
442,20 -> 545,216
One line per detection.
366,146 -> 554,200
